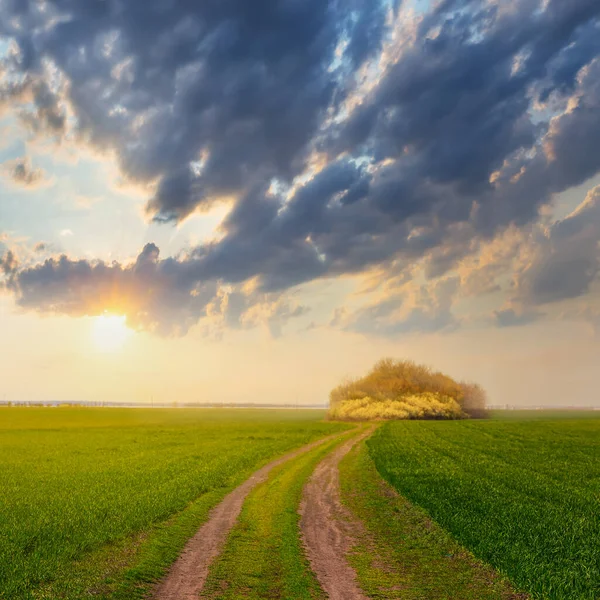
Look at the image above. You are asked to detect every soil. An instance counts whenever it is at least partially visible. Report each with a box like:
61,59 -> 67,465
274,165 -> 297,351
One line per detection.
299,429 -> 374,600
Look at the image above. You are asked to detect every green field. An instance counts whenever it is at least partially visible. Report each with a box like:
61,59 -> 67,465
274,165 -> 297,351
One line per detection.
367,416 -> 600,600
490,409 -> 600,420
2,407 -> 599,600
0,408 -> 349,599
339,440 -> 521,599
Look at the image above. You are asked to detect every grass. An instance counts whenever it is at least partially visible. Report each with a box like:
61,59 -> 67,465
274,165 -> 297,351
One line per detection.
199,430 -> 359,599
339,440 -> 523,599
490,409 -> 600,420
367,416 -> 600,599
0,407 -> 349,600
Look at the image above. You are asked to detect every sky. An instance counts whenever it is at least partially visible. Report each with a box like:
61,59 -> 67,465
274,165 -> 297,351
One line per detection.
1,0 -> 600,407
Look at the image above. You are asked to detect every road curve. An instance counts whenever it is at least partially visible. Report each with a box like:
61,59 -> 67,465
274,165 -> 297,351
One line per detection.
299,428 -> 374,600
152,431 -> 349,600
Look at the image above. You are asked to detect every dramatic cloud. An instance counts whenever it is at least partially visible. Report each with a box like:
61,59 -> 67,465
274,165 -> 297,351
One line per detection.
2,243 -> 307,336
514,186 -> 600,306
1,0 -> 600,335
0,0 -> 386,222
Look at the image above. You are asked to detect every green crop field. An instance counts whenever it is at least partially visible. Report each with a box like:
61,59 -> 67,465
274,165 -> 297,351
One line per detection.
0,408 -> 349,600
367,416 -> 600,600
490,409 -> 600,420
3,407 -> 599,600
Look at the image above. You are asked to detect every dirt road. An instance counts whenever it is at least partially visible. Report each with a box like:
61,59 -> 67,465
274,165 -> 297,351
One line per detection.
299,428 -> 374,600
152,432 -> 348,600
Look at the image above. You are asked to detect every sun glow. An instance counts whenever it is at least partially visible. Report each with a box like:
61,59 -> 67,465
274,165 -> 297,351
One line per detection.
92,314 -> 131,352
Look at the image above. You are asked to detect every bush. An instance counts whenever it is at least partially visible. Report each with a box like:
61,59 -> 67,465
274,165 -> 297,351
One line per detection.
328,358 -> 488,421
459,382 -> 489,418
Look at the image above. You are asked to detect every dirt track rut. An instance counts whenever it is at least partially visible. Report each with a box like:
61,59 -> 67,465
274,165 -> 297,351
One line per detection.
299,428 -> 373,600
152,432 -> 346,600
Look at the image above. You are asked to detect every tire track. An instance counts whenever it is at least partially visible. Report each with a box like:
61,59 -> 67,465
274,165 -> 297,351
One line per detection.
299,428 -> 374,600
152,431 -> 350,600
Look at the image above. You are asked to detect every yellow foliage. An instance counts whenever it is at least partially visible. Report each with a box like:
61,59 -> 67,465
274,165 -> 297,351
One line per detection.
329,392 -> 464,421
328,358 -> 488,421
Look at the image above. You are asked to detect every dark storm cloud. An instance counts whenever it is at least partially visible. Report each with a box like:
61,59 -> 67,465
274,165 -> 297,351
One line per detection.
482,184 -> 600,329
516,186 -> 600,306
188,158 -> 377,290
329,0 -> 600,217
543,59 -> 600,192
2,0 -> 600,334
186,0 -> 600,294
0,0 -> 386,222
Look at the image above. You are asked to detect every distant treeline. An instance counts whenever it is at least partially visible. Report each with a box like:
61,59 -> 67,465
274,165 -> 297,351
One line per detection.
329,358 -> 487,421
0,401 -> 328,410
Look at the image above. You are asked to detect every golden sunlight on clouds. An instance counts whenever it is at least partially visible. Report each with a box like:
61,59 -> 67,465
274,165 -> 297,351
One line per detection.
92,314 -> 131,352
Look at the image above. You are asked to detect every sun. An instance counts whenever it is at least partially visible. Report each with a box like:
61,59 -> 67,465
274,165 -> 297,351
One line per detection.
92,314 -> 131,352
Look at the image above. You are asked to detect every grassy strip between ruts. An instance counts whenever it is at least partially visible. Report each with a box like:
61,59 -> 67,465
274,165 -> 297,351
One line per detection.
338,439 -> 526,600
199,428 -> 362,600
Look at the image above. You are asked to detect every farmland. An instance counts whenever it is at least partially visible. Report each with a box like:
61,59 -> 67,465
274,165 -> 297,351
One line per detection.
0,408 -> 349,599
2,408 -> 599,600
338,440 -> 521,599
367,415 -> 600,600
